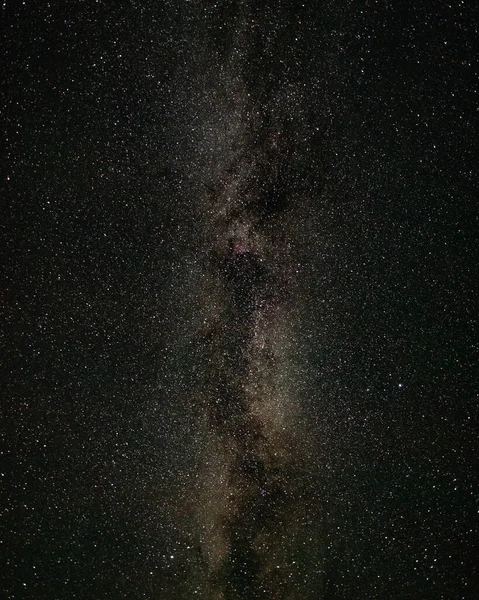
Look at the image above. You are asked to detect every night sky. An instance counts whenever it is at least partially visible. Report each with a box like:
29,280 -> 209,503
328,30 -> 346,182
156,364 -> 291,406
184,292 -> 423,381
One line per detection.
3,1 -> 477,599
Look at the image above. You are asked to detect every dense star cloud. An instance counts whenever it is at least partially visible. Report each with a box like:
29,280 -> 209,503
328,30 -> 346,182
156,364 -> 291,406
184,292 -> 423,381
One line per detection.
2,1 -> 477,599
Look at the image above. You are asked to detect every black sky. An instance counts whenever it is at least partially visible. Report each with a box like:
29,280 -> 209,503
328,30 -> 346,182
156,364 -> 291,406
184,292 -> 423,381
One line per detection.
3,1 -> 477,599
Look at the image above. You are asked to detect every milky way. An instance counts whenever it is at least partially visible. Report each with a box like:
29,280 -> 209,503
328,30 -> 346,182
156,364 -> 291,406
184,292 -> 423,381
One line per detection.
186,48 -> 322,595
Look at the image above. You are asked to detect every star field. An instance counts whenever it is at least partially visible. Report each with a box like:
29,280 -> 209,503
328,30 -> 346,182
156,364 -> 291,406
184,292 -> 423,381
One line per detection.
2,1 -> 477,599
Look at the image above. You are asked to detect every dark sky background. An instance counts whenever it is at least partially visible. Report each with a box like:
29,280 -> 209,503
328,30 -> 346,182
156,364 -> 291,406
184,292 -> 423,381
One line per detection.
2,1 -> 477,599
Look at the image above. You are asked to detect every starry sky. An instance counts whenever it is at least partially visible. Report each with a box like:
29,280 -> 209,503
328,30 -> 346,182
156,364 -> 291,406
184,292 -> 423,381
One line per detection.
2,1 -> 477,599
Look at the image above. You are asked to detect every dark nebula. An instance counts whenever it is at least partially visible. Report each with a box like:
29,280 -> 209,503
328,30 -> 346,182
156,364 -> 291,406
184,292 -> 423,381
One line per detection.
3,1 -> 477,599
